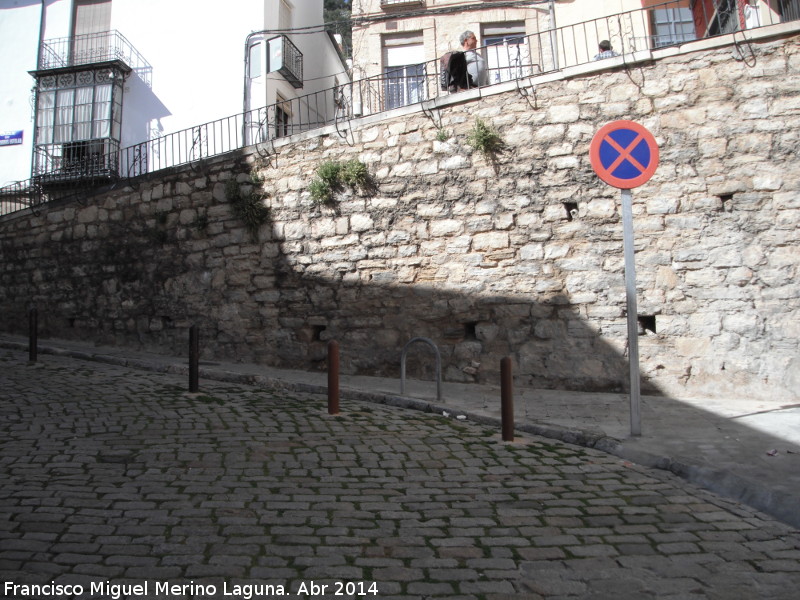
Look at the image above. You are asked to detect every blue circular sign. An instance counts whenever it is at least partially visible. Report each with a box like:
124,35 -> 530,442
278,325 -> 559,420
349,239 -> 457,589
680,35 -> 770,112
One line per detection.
590,120 -> 659,189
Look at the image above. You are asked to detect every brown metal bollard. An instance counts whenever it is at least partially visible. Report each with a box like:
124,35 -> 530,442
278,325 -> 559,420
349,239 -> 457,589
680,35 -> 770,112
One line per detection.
501,357 -> 514,441
189,325 -> 200,393
28,307 -> 38,363
328,340 -> 340,415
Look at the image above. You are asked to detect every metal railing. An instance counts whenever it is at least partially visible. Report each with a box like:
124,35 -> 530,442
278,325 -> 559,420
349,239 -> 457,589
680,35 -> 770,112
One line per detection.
3,0 -> 798,217
38,30 -> 152,87
273,35 -> 303,89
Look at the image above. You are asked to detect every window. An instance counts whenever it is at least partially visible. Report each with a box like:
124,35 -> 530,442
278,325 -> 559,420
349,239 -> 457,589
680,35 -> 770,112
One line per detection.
382,32 -> 426,110
384,63 -> 426,109
72,0 -> 112,62
650,7 -> 696,48
779,0 -> 800,21
275,96 -> 291,138
33,68 -> 123,177
38,83 -> 113,144
36,91 -> 55,145
482,22 -> 531,84
248,42 -> 263,79
381,0 -> 425,8
743,1 -> 761,29
73,0 -> 112,36
706,0 -> 739,36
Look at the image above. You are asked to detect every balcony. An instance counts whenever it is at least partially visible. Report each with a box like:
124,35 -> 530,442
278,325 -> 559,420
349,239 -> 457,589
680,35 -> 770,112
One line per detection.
36,30 -> 151,86
269,34 -> 304,89
33,139 -> 121,188
381,0 -> 425,9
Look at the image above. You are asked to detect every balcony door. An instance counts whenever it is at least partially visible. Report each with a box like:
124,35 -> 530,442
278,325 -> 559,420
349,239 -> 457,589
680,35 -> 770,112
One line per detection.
382,32 -> 426,110
482,22 -> 530,84
72,0 -> 112,64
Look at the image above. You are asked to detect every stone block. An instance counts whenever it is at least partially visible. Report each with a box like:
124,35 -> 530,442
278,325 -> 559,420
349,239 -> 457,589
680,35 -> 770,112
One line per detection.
440,155 -> 469,170
349,214 -> 374,232
472,232 -> 508,251
429,219 -> 463,237
646,197 -> 679,215
546,104 -> 580,123
753,175 -> 783,191
534,124 -> 566,142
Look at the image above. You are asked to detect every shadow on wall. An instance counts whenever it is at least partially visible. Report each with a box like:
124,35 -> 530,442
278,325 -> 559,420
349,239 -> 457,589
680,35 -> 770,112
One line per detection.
0,187 -> 648,398
269,258 -> 642,395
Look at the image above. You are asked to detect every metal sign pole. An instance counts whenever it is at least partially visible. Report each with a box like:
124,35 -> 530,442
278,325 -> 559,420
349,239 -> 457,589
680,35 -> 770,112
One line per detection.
621,188 -> 642,436
591,120 -> 658,438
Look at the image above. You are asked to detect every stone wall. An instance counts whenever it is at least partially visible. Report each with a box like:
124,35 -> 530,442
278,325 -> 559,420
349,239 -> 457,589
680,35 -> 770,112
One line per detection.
1,30 -> 798,401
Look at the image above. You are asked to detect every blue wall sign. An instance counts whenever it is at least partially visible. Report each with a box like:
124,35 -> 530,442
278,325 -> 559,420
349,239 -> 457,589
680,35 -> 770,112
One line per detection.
0,131 -> 24,147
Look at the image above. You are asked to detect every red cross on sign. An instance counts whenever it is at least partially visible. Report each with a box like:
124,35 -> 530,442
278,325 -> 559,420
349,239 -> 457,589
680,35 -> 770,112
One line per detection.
589,120 -> 659,189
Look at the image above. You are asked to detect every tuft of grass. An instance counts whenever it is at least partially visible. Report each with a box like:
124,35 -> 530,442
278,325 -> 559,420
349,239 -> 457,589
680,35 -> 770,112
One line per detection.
466,118 -> 505,157
309,159 -> 371,206
225,176 -> 270,240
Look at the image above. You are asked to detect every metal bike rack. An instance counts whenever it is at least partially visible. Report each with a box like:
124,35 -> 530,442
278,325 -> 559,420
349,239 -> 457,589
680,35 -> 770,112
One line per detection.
400,337 -> 442,402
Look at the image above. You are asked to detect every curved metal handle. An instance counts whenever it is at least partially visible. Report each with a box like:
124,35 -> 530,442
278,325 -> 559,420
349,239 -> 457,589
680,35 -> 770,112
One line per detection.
400,337 -> 442,402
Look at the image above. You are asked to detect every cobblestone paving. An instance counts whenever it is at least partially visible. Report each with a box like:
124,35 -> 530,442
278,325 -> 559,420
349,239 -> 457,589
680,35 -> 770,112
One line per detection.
2,350 -> 800,600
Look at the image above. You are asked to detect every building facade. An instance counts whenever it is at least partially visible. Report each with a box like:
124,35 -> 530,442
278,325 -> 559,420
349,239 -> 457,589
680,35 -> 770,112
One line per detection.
0,0 -> 349,187
349,0 -> 794,111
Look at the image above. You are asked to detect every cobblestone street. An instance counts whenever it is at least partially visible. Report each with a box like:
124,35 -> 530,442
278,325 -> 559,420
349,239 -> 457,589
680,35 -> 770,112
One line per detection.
2,349 -> 800,599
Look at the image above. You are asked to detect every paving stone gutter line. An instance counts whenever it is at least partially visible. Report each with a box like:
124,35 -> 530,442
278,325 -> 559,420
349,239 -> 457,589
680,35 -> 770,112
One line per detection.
2,336 -> 798,531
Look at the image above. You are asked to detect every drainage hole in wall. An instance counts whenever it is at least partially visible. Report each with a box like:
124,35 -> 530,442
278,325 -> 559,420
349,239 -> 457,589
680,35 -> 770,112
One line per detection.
463,322 -> 478,340
718,194 -> 733,211
637,315 -> 657,335
313,325 -> 326,341
563,202 -> 579,221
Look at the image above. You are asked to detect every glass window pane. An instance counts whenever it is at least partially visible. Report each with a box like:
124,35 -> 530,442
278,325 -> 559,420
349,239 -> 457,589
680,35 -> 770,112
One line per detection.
93,84 -> 112,138
652,7 -> 696,48
37,91 -> 56,144
268,37 -> 283,73
73,87 -> 93,140
249,42 -> 262,78
384,63 -> 425,110
484,35 -> 528,83
55,89 -> 75,143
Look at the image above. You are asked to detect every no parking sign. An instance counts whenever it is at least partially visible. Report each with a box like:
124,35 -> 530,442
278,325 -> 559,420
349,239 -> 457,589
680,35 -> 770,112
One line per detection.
589,120 -> 660,437
590,120 -> 659,189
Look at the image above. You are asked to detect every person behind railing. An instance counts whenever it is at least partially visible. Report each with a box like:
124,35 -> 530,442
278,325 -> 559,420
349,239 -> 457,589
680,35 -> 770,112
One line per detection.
594,40 -> 620,60
460,30 -> 488,87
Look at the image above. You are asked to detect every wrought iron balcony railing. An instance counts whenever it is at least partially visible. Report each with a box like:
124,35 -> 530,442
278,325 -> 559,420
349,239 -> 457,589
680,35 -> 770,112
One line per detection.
271,34 -> 304,89
37,30 -> 152,86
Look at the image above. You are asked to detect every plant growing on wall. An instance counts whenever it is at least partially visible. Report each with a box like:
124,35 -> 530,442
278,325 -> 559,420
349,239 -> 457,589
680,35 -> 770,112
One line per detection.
466,118 -> 505,158
309,159 -> 370,207
340,159 -> 370,189
435,128 -> 451,142
225,169 -> 270,240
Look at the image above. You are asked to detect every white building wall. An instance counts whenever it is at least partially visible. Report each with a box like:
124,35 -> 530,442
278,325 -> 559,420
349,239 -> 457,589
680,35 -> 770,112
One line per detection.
0,1 -> 42,186
111,0 -> 264,139
1,0 -> 348,183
